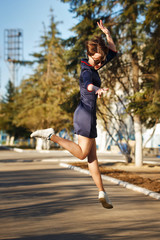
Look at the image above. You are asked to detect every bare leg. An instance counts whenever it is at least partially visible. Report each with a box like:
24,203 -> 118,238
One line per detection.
87,140 -> 113,208
50,134 -> 94,160
31,128 -> 113,208
87,139 -> 105,192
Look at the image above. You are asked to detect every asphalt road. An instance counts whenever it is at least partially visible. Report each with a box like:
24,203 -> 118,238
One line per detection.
0,149 -> 125,162
0,150 -> 160,240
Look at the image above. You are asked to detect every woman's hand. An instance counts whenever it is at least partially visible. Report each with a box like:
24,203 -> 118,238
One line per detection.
97,20 -> 110,36
88,84 -> 109,98
96,88 -> 109,98
97,19 -> 117,52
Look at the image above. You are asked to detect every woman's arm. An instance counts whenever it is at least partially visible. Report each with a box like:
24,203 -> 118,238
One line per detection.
82,71 -> 108,98
97,20 -> 117,52
87,84 -> 108,98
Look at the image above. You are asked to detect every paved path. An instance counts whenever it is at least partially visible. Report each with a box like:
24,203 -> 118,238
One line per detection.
0,160 -> 160,240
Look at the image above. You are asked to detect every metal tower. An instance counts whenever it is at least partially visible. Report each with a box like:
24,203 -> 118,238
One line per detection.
0,68 -> 2,101
4,29 -> 23,85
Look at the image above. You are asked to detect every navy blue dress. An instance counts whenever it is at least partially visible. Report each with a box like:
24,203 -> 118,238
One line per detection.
74,49 -> 117,138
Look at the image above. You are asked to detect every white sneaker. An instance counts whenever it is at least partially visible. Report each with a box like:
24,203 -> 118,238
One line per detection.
98,191 -> 113,209
30,128 -> 54,140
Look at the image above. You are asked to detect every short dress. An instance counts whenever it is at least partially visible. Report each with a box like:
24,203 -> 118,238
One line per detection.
74,48 -> 117,138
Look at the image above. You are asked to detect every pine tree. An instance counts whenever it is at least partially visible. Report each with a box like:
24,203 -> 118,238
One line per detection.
0,81 -> 29,143
0,81 -> 16,137
14,10 -> 73,134
140,0 -> 160,126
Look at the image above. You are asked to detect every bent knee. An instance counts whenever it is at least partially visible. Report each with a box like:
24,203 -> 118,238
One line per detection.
79,154 -> 87,160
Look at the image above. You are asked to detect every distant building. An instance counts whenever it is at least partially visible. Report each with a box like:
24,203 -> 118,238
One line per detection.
143,124 -> 160,148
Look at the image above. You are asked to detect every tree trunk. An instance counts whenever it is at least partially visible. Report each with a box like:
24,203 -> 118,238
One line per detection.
131,49 -> 143,166
134,115 -> 143,166
10,136 -> 15,146
124,153 -> 132,164
5,135 -> 10,145
36,138 -> 43,150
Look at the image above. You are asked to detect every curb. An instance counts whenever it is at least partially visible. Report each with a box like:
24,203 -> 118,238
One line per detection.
60,163 -> 160,200
13,148 -> 24,153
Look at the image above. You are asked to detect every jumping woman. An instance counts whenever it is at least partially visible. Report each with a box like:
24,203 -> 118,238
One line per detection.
31,20 -> 117,209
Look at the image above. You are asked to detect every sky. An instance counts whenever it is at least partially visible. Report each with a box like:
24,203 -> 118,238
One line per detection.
0,0 -> 78,96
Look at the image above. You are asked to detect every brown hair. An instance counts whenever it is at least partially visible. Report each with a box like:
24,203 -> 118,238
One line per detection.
86,36 -> 109,61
